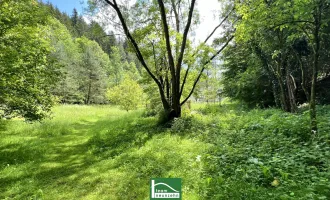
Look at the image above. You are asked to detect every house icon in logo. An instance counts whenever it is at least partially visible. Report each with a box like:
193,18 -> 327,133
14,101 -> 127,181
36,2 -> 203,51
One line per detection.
150,178 -> 181,199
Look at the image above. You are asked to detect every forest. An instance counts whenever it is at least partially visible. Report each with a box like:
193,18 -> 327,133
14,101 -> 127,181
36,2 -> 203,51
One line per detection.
0,0 -> 330,199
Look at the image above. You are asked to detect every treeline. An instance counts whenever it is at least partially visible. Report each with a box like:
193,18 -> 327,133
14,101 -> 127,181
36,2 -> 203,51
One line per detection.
3,0 -> 329,129
220,0 -> 330,131
42,2 -> 141,104
222,0 -> 330,110
0,0 -> 141,120
44,3 -> 116,55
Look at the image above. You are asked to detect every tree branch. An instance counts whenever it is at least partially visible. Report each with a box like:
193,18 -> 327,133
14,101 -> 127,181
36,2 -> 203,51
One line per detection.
269,20 -> 314,30
179,7 -> 234,99
171,0 -> 180,59
204,7 -> 234,44
157,0 -> 176,79
176,0 -> 196,72
180,35 -> 234,105
151,41 -> 164,87
95,33 -> 125,40
104,0 -> 115,7
179,64 -> 190,97
170,0 -> 180,32
104,0 -> 169,106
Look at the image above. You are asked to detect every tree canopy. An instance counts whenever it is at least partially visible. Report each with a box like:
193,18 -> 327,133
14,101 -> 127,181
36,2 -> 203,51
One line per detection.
0,0 -> 60,120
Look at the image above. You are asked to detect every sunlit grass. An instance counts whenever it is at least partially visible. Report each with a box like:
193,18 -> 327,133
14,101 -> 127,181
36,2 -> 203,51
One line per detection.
0,105 -> 209,199
1,103 -> 329,199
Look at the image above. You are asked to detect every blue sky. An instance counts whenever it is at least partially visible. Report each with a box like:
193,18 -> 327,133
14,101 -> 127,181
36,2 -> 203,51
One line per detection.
41,0 -> 87,15
40,0 -> 222,43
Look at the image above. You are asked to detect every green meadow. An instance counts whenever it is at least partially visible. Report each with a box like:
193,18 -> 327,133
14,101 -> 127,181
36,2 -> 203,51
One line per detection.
1,103 -> 330,199
3,1 -> 330,199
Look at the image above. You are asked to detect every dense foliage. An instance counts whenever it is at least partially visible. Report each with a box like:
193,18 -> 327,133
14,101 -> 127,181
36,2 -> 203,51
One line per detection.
221,0 -> 330,131
199,104 -> 330,199
106,76 -> 144,111
0,0 -> 144,119
0,0 -> 60,120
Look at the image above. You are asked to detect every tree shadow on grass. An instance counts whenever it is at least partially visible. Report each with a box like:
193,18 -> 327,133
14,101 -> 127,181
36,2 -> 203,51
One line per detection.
0,112 -> 161,199
0,120 -> 7,132
81,115 -> 163,158
0,136 -> 96,197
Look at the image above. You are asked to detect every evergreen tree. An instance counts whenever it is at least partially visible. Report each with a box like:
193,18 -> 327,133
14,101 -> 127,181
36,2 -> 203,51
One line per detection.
48,18 -> 83,103
75,37 -> 111,104
71,8 -> 79,27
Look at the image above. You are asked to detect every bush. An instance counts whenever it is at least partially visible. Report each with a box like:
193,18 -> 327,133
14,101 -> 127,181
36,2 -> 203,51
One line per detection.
107,76 -> 144,111
171,117 -> 193,133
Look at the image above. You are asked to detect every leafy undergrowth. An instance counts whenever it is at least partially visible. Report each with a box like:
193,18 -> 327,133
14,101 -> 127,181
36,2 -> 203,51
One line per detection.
192,103 -> 330,200
0,103 -> 329,199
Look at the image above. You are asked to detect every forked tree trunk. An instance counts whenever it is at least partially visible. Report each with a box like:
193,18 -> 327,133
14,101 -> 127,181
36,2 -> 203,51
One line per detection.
104,0 -> 233,123
160,80 -> 182,120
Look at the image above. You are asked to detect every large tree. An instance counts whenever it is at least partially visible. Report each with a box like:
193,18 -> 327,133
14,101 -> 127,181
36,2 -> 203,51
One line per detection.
75,37 -> 111,104
0,0 -> 60,120
90,0 -> 234,120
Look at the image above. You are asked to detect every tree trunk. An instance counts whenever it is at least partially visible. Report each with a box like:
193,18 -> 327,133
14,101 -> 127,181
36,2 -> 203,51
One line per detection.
296,53 -> 310,102
310,9 -> 321,133
277,68 -> 290,112
168,81 -> 182,120
272,80 -> 281,108
286,74 -> 297,113
170,101 -> 182,118
86,71 -> 93,104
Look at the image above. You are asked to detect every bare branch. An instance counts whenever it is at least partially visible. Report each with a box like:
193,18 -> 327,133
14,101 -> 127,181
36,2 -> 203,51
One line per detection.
179,64 -> 190,97
151,41 -> 163,87
181,35 -> 234,105
179,6 -> 234,99
95,33 -> 126,40
171,0 -> 180,59
171,0 -> 180,32
204,7 -> 234,44
104,0 -> 115,7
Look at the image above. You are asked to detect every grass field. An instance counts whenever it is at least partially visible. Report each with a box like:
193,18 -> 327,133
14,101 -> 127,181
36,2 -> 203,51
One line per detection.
0,105 -> 209,199
0,103 -> 330,199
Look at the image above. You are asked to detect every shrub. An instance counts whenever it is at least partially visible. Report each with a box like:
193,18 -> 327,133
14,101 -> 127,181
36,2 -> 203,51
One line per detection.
107,76 -> 144,111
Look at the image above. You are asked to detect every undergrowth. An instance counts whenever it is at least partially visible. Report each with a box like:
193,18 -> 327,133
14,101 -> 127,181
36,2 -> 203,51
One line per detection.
177,103 -> 330,199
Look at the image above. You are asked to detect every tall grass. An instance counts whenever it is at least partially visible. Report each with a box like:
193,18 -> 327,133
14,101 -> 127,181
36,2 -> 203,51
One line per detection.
0,103 -> 329,199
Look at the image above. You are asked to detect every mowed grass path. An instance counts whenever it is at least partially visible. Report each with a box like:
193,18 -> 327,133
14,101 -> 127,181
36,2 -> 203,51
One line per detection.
0,105 -> 209,199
